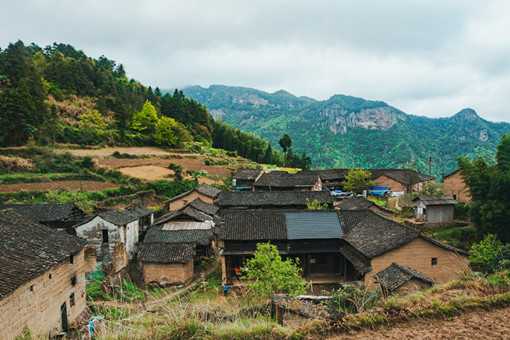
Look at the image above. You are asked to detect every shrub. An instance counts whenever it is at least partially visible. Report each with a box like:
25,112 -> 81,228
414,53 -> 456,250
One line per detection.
329,285 -> 381,313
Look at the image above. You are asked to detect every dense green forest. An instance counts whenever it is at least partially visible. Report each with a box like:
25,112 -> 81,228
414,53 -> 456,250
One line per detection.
0,41 -> 308,167
183,85 -> 510,178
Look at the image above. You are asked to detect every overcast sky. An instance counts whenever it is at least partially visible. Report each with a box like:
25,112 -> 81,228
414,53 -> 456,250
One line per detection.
2,0 -> 510,122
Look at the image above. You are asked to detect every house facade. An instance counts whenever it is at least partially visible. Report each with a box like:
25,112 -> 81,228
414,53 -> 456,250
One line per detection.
0,209 -> 87,339
443,170 -> 471,203
166,183 -> 221,211
413,195 -> 457,223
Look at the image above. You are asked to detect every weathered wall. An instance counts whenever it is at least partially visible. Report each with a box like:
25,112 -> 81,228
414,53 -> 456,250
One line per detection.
75,216 -> 120,262
111,242 -> 129,274
169,192 -> 213,211
142,260 -> 194,284
0,249 -> 86,340
374,175 -> 427,193
83,246 -> 97,274
365,237 -> 469,288
444,171 -> 471,203
415,202 -> 454,223
124,220 -> 139,258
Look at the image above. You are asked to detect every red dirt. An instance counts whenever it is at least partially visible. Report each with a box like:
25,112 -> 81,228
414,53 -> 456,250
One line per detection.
327,306 -> 510,340
0,181 -> 119,193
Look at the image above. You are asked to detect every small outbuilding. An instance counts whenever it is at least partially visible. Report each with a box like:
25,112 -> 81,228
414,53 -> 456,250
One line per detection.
374,262 -> 435,297
412,195 -> 457,223
138,243 -> 195,285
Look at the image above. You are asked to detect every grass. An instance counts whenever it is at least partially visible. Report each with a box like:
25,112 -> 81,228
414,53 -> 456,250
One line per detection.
424,225 -> 476,249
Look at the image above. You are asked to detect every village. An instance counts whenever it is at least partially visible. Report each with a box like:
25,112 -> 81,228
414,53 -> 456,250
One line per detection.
0,163 -> 485,339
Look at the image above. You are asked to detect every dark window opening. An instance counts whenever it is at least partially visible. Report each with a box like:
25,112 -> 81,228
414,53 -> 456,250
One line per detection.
102,229 -> 109,244
29,285 -> 34,292
71,276 -> 77,286
69,293 -> 75,307
453,194 -> 457,200
70,255 -> 74,264
49,273 -> 52,279
431,257 -> 438,266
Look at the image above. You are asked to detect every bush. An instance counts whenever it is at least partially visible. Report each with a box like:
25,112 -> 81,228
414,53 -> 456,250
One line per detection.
470,234 -> 510,273
328,285 -> 381,313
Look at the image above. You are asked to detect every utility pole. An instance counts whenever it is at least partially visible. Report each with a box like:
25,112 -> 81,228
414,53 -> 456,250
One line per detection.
429,157 -> 432,176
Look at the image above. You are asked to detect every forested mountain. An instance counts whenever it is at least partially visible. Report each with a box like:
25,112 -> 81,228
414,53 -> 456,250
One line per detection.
183,85 -> 510,178
0,41 -> 288,167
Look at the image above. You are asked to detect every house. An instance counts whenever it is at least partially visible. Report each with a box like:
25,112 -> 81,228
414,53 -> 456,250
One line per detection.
139,220 -> 215,284
232,168 -> 264,191
412,195 -> 457,223
156,197 -> 218,225
0,203 -> 88,234
253,171 -> 322,191
373,262 -> 435,297
298,169 -> 349,191
336,196 -> 394,219
443,169 -> 471,203
73,206 -> 154,262
217,210 -> 351,284
0,209 -> 87,339
214,191 -> 334,210
165,183 -> 222,211
338,210 -> 469,287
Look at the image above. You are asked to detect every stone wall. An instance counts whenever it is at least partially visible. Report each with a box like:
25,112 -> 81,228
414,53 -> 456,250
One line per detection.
444,171 -> 471,203
0,249 -> 87,339
142,260 -> 194,284
365,237 -> 469,288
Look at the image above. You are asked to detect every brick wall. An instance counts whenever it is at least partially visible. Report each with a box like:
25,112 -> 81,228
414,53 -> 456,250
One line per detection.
142,260 -> 194,284
0,249 -> 87,339
444,171 -> 471,203
169,192 -> 214,211
365,237 -> 469,288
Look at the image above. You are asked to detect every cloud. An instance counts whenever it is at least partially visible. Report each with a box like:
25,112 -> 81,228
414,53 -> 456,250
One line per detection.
1,0 -> 510,122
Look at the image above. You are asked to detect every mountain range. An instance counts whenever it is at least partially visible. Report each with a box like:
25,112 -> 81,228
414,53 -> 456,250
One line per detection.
181,85 -> 510,178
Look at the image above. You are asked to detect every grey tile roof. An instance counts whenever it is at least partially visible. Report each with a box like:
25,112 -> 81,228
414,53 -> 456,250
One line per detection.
254,171 -> 320,188
336,197 -> 375,210
373,262 -> 435,292
215,191 -> 333,208
144,225 -> 211,245
412,195 -> 457,206
219,210 -> 287,241
285,212 -> 343,240
188,198 -> 219,216
98,210 -> 140,226
138,242 -> 194,264
0,203 -> 88,224
155,206 -> 213,225
233,169 -> 264,181
124,205 -> 153,217
338,241 -> 372,274
195,183 -> 222,198
0,209 -> 87,298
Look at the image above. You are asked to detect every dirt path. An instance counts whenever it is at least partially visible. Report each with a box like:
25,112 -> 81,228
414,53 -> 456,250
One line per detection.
57,147 -> 195,158
0,181 -> 119,193
329,306 -> 510,340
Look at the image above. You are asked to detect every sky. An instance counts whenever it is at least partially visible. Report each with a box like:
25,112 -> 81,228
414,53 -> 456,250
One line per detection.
2,0 -> 510,123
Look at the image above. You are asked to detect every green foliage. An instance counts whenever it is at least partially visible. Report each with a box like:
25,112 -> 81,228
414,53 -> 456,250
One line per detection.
458,134 -> 510,242
306,198 -> 328,210
341,168 -> 375,194
414,181 -> 444,196
328,285 -> 381,313
86,264 -> 112,301
279,133 -> 292,153
80,109 -> 106,129
242,242 -> 308,297
469,234 -> 510,273
14,325 -> 32,340
148,179 -> 197,197
131,100 -> 158,131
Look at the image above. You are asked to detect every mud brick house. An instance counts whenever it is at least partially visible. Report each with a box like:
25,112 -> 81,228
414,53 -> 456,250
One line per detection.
218,210 -> 351,284
337,210 -> 469,287
156,198 -> 219,225
139,221 -> 215,284
373,262 -> 435,297
298,169 -> 349,191
73,206 -> 153,262
443,169 -> 471,203
166,183 -> 222,211
0,203 -> 88,234
412,195 -> 457,223
215,191 -> 334,210
232,168 -> 264,191
253,171 -> 323,191
336,196 -> 394,219
0,209 -> 87,339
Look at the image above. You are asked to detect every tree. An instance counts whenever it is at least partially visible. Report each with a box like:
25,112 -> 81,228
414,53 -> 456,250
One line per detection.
306,198 -> 328,210
242,242 -> 308,297
279,133 -> 292,153
458,134 -> 510,242
131,100 -> 158,131
80,109 -> 106,129
341,168 -> 375,194
414,181 -> 444,196
153,117 -> 179,147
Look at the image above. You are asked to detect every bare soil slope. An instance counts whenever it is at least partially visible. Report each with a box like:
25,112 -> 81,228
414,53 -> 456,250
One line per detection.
0,181 -> 119,193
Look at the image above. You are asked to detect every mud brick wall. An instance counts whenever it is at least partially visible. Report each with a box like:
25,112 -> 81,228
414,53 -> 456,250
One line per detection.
444,171 -> 471,203
365,237 -> 469,288
142,260 -> 193,284
168,192 -> 214,211
0,249 -> 86,339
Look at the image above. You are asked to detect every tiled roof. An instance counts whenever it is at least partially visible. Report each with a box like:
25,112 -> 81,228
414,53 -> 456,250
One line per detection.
412,195 -> 457,206
124,205 -> 153,217
254,171 -> 320,188
219,210 -> 287,241
0,203 -> 88,223
215,191 -> 333,207
373,262 -> 435,292
195,183 -> 222,198
371,169 -> 435,185
98,210 -> 141,226
285,212 -> 343,240
138,242 -> 194,264
233,169 -> 263,181
144,225 -> 211,245
339,210 -> 420,259
338,241 -> 372,274
155,206 -> 213,225
336,197 -> 375,210
188,198 -> 219,216
298,169 -> 349,182
0,209 -> 87,298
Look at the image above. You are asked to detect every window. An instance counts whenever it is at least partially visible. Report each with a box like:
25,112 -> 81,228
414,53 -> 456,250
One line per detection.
49,273 -> 52,279
69,293 -> 75,307
431,257 -> 438,266
71,276 -> 77,286
29,285 -> 34,292
70,255 -> 74,264
453,194 -> 457,200
102,229 -> 109,244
